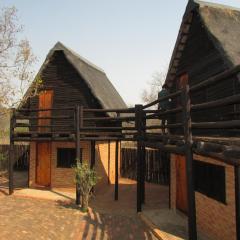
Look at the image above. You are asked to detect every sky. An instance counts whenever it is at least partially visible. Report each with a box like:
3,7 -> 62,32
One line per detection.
1,0 -> 240,106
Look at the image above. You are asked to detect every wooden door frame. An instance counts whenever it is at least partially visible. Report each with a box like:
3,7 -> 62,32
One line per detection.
176,155 -> 188,214
35,142 -> 52,187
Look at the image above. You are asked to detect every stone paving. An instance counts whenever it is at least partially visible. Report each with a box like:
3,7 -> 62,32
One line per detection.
0,173 -> 166,239
0,195 -> 158,240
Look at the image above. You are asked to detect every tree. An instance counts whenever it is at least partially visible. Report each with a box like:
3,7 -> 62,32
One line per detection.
74,162 -> 98,212
141,71 -> 166,106
0,6 -> 37,108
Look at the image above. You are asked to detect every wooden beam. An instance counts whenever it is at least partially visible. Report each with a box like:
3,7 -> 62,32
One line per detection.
235,165 -> 240,240
192,120 -> 240,129
143,91 -> 181,110
190,65 -> 240,92
182,85 -> 197,240
191,94 -> 240,111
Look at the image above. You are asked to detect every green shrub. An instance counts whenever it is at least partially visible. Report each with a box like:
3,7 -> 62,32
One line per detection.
73,162 -> 98,212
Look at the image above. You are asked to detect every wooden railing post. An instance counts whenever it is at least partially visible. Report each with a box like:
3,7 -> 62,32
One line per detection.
115,140 -> 119,201
182,85 -> 197,240
90,140 -> 96,169
135,104 -> 144,212
141,110 -> 146,204
9,108 -> 15,195
235,165 -> 240,240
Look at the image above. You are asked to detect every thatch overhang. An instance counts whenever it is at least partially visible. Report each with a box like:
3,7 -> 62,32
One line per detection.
165,0 -> 240,87
19,42 -> 127,115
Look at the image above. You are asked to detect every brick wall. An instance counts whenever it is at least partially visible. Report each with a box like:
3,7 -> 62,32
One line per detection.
170,153 -> 236,240
29,141 -> 120,189
96,141 -> 120,186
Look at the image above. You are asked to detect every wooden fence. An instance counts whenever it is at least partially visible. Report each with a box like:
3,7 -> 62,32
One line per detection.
0,144 -> 29,172
120,148 -> 170,185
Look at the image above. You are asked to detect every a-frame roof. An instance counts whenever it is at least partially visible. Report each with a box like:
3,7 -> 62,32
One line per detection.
20,42 -> 127,110
165,0 -> 240,86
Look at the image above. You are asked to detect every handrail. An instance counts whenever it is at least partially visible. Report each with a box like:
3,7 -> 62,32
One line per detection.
143,90 -> 181,109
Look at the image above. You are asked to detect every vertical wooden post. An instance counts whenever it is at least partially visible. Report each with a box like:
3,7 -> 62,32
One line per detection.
235,165 -> 240,240
182,85 -> 197,240
9,108 -> 15,195
108,140 -> 110,184
141,111 -> 146,204
135,104 -> 144,212
115,140 -> 119,201
90,140 -> 96,169
75,105 -> 81,205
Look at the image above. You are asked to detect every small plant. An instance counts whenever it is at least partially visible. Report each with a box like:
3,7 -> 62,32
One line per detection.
73,162 -> 98,212
0,152 -> 7,173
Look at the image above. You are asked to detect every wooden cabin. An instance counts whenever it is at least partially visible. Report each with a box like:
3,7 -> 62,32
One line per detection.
19,42 -> 126,189
164,1 -> 240,240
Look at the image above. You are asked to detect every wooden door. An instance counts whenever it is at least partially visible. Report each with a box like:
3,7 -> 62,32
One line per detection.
38,90 -> 53,132
176,73 -> 189,213
36,142 -> 51,186
36,90 -> 53,186
176,155 -> 188,213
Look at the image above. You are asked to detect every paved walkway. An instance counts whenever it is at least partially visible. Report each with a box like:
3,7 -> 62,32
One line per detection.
0,175 -> 166,240
0,196 -> 157,240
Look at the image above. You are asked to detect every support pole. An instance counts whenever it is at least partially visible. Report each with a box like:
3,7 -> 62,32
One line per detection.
235,165 -> 240,240
108,140 -> 110,184
115,140 -> 119,201
141,111 -> 146,204
90,140 -> 96,169
75,105 -> 81,205
182,85 -> 197,240
135,104 -> 144,212
9,108 -> 15,195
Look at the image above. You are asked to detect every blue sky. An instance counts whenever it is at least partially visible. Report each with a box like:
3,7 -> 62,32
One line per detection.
1,0 -> 240,105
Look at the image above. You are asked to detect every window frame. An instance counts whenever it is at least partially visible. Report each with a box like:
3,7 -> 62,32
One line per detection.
57,148 -> 83,169
194,160 -> 226,204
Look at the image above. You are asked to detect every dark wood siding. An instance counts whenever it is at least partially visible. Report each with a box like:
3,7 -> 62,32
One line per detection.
29,51 -> 115,132
170,12 -> 239,136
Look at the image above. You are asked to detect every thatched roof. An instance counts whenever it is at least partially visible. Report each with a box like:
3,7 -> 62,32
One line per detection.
20,42 -> 127,111
165,0 -> 240,86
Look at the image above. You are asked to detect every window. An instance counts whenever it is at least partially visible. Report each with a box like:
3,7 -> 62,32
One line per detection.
57,148 -> 82,168
194,160 -> 226,204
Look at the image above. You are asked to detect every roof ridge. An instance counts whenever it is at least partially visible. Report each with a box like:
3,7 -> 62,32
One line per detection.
195,0 -> 240,12
53,41 -> 105,74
